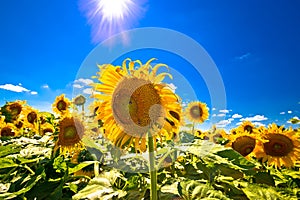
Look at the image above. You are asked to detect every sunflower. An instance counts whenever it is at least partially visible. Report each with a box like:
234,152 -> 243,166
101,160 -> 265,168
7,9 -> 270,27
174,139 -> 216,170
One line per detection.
203,126 -> 228,144
1,100 -> 26,122
225,129 -> 259,158
253,123 -> 300,168
73,95 -> 86,106
21,105 -> 39,130
0,123 -> 18,137
236,121 -> 258,134
40,122 -> 55,136
52,94 -> 71,116
55,115 -> 85,156
92,58 -> 182,152
184,101 -> 209,123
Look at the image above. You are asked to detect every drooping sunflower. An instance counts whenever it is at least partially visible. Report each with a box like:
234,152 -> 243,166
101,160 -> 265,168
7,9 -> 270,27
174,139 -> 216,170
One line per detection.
52,94 -> 71,116
184,101 -> 209,123
225,129 -> 260,158
92,58 -> 182,152
40,122 -> 55,136
73,95 -> 86,106
0,123 -> 18,137
55,115 -> 85,156
253,123 -> 300,168
1,100 -> 26,122
22,106 -> 39,131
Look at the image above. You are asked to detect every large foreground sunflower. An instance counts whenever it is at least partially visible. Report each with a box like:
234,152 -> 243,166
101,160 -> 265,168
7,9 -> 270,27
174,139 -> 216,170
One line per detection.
55,116 -> 85,156
92,58 -> 182,152
253,123 -> 300,168
184,101 -> 209,123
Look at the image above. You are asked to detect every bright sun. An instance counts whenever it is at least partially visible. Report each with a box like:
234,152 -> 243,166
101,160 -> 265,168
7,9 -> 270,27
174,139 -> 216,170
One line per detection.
80,0 -> 146,43
97,0 -> 132,20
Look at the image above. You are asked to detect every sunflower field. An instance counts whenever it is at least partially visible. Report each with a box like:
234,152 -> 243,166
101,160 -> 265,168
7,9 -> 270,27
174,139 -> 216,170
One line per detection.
1,58 -> 300,200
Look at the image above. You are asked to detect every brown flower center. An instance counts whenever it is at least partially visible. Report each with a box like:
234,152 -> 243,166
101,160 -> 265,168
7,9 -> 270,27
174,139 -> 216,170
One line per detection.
112,78 -> 164,135
232,136 -> 256,156
9,103 -> 22,118
189,105 -> 203,119
263,134 -> 294,157
1,127 -> 15,137
57,100 -> 67,111
27,112 -> 37,124
43,128 -> 54,135
244,125 -> 253,133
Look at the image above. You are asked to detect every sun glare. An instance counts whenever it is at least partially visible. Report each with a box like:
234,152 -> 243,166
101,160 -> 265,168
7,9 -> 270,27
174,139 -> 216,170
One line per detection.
80,0 -> 146,44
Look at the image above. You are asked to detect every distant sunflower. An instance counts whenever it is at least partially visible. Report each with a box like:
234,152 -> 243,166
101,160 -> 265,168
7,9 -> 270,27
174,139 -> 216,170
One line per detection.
22,106 -> 39,130
40,123 -> 55,136
253,123 -> 300,168
56,116 -> 85,156
225,129 -> 259,158
52,94 -> 71,116
1,100 -> 26,122
92,58 -> 182,152
0,123 -> 17,137
203,127 -> 227,144
73,95 -> 86,106
185,101 -> 209,123
237,121 -> 257,134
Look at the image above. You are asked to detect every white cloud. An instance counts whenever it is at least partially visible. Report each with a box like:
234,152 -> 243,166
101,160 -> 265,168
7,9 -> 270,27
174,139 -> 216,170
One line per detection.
287,111 -> 292,114
167,83 -> 177,93
216,119 -> 232,128
74,78 -> 93,85
212,108 -> 216,111
30,91 -> 38,95
217,113 -> 226,117
83,88 -> 93,95
212,114 -> 217,117
280,112 -> 285,115
219,109 -> 230,113
252,122 -> 265,127
240,115 -> 268,122
232,114 -> 242,119
73,84 -> 84,89
0,84 -> 30,93
42,84 -> 49,89
235,52 -> 251,60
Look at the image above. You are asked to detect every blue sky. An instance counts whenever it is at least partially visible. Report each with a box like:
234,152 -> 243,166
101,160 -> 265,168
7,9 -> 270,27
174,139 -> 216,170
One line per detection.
0,0 -> 299,130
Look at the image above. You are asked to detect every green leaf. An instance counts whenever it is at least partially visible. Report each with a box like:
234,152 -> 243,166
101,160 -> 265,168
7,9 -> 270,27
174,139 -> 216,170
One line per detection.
0,145 -> 21,158
0,158 -> 18,169
242,183 -> 298,200
68,161 -> 97,174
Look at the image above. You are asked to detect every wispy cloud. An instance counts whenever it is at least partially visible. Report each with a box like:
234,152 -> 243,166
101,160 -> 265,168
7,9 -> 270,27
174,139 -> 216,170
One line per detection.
83,88 -> 93,95
231,114 -> 242,119
287,110 -> 292,114
74,78 -> 93,85
73,84 -> 84,89
219,109 -> 230,113
167,83 -> 177,93
42,84 -> 50,89
240,115 -> 268,122
216,119 -> 233,128
235,52 -> 251,61
280,112 -> 285,115
0,83 -> 37,95
217,113 -> 226,117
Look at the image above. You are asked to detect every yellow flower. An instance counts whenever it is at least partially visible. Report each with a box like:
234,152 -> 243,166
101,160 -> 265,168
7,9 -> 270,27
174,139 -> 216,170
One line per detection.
92,58 -> 182,152
236,121 -> 258,134
40,122 -> 55,136
184,101 -> 209,123
55,116 -> 85,156
1,100 -> 26,122
52,94 -> 71,116
225,129 -> 259,158
253,123 -> 300,168
21,106 -> 39,131
0,122 -> 18,137
203,126 -> 227,144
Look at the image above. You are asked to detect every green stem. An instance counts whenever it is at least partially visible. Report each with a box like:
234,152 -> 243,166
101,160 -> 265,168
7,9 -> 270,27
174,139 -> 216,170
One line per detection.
192,121 -> 195,135
148,133 -> 158,200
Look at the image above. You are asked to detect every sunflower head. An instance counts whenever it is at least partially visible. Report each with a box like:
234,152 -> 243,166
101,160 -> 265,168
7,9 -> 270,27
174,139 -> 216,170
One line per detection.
92,58 -> 182,152
0,123 -> 17,137
1,100 -> 26,122
237,121 -> 257,134
52,94 -> 71,116
253,123 -> 300,168
40,123 -> 55,136
56,115 -> 85,156
73,95 -> 86,106
185,101 -> 209,123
